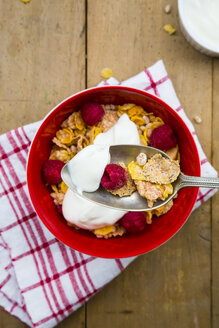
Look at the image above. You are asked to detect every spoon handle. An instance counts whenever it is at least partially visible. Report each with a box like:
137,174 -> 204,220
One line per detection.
178,173 -> 219,189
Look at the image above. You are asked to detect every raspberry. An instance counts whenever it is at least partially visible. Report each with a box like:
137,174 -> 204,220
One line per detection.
119,212 -> 147,233
42,160 -> 65,185
81,102 -> 104,126
101,164 -> 127,190
150,124 -> 177,150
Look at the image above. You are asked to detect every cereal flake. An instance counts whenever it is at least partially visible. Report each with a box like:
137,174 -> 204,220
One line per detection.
143,154 -> 180,184
163,24 -> 176,35
101,68 -> 113,79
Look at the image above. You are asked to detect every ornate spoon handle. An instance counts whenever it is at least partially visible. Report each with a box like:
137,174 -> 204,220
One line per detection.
178,173 -> 219,189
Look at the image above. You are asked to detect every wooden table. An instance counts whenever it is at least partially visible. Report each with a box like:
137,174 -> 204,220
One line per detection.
1,1 -> 219,327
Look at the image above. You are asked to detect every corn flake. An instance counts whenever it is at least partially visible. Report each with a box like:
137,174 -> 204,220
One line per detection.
101,68 -> 113,79
89,126 -> 102,144
163,24 -> 176,35
165,145 -> 178,160
155,183 -> 173,199
74,128 -> 86,136
143,128 -> 149,143
152,206 -> 165,217
76,135 -> 89,151
74,112 -> 86,131
128,106 -> 145,117
131,116 -> 146,126
145,211 -> 152,224
163,183 -> 173,198
149,121 -> 164,131
94,225 -> 114,235
60,181 -> 68,194
69,152 -> 75,160
143,154 -> 180,184
56,128 -> 74,145
127,161 -> 146,180
49,149 -> 70,162
118,103 -> 135,113
51,185 -> 58,194
139,133 -> 148,146
150,116 -> 164,124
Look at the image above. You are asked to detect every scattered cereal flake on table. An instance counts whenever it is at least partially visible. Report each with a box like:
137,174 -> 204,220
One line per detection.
193,115 -> 202,124
163,24 -> 176,35
101,67 -> 113,79
164,4 -> 172,14
21,0 -> 31,3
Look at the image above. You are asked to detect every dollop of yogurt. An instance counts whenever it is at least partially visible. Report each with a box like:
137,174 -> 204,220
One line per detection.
62,113 -> 141,230
63,189 -> 126,230
94,113 -> 140,146
182,0 -> 219,50
68,144 -> 110,193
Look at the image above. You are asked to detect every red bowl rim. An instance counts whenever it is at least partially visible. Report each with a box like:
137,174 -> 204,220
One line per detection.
27,85 -> 200,258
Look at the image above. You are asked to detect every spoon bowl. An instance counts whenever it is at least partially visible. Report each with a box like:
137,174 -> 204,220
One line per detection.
61,145 -> 218,211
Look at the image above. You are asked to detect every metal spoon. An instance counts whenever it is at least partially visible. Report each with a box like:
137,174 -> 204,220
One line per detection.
61,145 -> 219,211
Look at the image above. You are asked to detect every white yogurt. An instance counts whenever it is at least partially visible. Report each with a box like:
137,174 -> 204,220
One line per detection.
182,0 -> 219,50
94,114 -> 140,146
63,189 -> 126,230
68,144 -> 110,193
62,113 -> 140,230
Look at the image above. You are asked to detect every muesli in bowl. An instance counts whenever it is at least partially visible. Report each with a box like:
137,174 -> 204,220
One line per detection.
42,102 -> 180,239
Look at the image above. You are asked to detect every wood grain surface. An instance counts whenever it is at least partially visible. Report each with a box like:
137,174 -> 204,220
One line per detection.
212,60 -> 219,328
0,0 -> 218,327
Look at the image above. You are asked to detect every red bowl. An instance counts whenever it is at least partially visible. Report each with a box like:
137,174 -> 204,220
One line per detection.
27,86 -> 200,258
